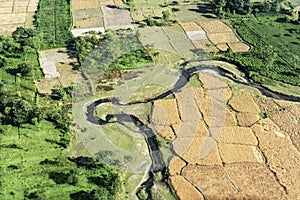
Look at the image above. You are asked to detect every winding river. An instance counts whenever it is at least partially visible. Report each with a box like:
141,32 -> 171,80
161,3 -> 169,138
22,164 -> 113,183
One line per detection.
84,62 -> 300,199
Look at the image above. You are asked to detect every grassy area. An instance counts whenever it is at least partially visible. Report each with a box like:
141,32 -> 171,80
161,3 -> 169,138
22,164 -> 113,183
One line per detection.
36,0 -> 73,50
0,0 -> 122,199
222,14 -> 300,88
0,121 -> 120,199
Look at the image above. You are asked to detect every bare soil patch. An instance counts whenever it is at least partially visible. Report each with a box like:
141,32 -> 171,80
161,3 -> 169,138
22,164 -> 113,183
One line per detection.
101,6 -> 134,30
37,48 -> 79,93
186,30 -> 207,40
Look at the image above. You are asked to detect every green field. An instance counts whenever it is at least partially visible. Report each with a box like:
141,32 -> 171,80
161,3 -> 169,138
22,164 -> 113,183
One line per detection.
37,0 -> 73,50
224,14 -> 300,88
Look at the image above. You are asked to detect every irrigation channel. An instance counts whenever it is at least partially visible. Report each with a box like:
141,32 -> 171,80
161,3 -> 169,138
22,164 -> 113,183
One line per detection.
85,63 -> 300,200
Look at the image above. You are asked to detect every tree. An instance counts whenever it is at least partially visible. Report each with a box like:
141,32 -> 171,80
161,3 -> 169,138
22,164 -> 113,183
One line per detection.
17,62 -> 31,76
51,85 -> 66,100
3,98 -> 34,136
0,55 -> 7,68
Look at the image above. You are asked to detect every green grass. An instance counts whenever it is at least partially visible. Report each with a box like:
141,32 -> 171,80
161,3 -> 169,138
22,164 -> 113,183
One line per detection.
37,0 -> 73,50
226,14 -> 300,88
0,121 -> 120,199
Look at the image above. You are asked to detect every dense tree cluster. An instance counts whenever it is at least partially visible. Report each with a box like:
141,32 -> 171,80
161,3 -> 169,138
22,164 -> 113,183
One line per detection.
211,0 -> 251,17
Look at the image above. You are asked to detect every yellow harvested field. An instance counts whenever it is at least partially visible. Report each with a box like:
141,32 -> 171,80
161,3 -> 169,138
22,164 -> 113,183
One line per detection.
170,175 -> 204,200
216,43 -> 229,51
229,92 -> 260,113
198,20 -> 232,33
72,0 -> 100,9
0,0 -> 39,35
251,119 -> 293,150
199,72 -> 228,90
193,40 -> 219,52
182,165 -> 237,198
114,0 -> 124,5
208,32 -> 240,44
99,0 -> 115,5
152,99 -> 180,126
157,126 -> 176,141
228,42 -> 250,52
168,156 -> 186,176
218,143 -> 264,163
237,112 -> 260,127
225,163 -> 287,198
181,22 -> 203,32
217,127 -> 258,145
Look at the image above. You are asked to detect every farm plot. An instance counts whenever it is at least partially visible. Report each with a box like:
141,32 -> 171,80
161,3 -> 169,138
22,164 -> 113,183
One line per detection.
101,5 -> 134,30
71,0 -> 105,36
138,25 -> 197,60
37,48 -> 79,93
72,8 -> 104,29
0,0 -> 39,35
164,72 -> 300,200
197,20 -> 250,52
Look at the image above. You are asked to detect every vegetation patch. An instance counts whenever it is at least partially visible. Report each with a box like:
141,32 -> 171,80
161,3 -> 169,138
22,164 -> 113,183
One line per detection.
72,8 -> 104,29
37,0 -> 72,49
225,15 -> 300,87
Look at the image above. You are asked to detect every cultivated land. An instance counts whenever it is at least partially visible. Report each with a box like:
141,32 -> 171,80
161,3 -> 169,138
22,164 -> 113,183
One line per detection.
152,72 -> 300,199
0,0 -> 39,35
37,48 -> 80,94
0,0 -> 299,199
